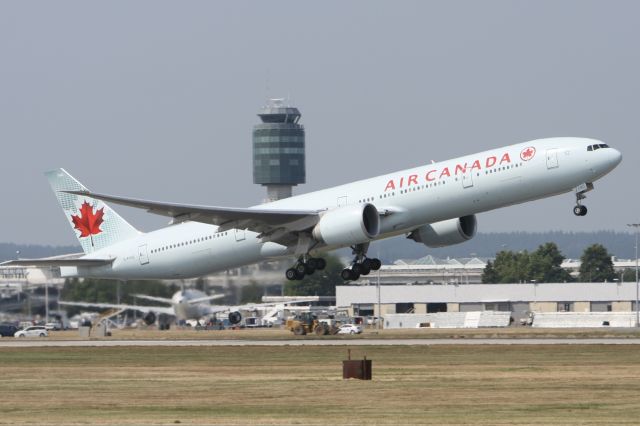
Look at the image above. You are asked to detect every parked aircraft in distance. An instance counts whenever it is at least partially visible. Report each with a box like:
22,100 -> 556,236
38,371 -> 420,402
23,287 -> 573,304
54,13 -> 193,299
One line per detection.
59,289 -> 311,327
60,289 -> 223,328
4,138 -> 621,283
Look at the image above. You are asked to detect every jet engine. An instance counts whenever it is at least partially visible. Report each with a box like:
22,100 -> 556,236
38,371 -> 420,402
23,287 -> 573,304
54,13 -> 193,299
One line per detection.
312,203 -> 380,246
143,312 -> 156,326
228,311 -> 242,325
409,215 -> 477,248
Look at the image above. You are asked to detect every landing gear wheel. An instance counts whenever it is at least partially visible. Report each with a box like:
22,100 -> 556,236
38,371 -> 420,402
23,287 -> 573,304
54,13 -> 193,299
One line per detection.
370,258 -> 382,270
351,263 -> 362,275
360,263 -> 371,276
315,258 -> 327,270
341,269 -> 354,281
295,263 -> 306,274
295,270 -> 305,280
304,265 -> 315,275
573,205 -> 588,216
285,268 -> 298,281
362,258 -> 373,269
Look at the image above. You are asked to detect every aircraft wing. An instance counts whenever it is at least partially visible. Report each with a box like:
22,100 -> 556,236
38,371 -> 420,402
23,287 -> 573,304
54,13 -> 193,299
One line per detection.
59,300 -> 174,315
132,294 -> 173,304
207,298 -> 320,314
63,190 -> 321,237
188,294 -> 225,305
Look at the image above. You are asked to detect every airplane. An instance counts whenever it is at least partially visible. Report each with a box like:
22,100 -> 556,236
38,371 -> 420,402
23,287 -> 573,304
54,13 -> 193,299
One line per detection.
59,289 -> 224,329
59,289 -> 316,327
4,137 -> 622,283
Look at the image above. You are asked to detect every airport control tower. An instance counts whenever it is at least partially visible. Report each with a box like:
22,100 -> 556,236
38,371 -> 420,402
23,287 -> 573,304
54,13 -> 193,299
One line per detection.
253,99 -> 306,201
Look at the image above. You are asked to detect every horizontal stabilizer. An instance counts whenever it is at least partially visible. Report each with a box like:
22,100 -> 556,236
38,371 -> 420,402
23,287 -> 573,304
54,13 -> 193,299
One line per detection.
2,258 -> 115,267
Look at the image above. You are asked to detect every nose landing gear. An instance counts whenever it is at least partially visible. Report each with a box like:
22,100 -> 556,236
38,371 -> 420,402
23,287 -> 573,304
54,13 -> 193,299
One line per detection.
573,182 -> 593,217
573,204 -> 588,216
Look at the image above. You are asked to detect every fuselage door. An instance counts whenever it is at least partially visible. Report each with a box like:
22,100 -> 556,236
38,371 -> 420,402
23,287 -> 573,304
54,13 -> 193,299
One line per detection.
337,196 -> 348,207
138,244 -> 149,265
462,169 -> 474,188
546,149 -> 559,169
235,228 -> 246,242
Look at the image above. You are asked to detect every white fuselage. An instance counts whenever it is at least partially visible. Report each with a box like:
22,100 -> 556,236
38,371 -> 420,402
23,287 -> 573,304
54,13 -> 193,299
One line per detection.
171,289 -> 213,320
64,137 -> 621,279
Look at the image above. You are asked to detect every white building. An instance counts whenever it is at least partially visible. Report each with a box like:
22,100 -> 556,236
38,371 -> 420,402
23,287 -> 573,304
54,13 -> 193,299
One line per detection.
336,281 -> 639,324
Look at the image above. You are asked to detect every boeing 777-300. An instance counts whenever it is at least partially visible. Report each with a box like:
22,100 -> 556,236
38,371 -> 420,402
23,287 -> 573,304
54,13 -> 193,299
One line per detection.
4,137 -> 622,283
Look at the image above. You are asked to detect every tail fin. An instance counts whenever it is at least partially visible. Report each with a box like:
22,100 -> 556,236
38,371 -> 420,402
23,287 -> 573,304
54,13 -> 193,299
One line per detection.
45,168 -> 141,254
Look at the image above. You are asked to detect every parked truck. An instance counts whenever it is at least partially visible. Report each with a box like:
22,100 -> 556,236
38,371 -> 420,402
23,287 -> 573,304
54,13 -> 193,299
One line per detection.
285,312 -> 338,336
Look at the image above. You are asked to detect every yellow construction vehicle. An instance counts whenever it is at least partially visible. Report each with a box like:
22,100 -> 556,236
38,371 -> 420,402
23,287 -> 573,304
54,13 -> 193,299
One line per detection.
285,312 -> 338,336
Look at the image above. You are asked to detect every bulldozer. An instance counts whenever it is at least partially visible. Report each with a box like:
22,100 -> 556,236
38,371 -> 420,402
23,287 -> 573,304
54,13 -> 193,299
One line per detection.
285,312 -> 338,336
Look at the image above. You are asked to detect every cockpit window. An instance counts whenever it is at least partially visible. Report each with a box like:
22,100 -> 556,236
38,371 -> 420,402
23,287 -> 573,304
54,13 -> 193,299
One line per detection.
587,144 -> 610,151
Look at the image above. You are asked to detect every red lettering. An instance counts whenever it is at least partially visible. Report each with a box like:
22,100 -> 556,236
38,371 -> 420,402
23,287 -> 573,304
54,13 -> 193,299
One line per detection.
426,170 -> 437,181
408,174 -> 418,186
399,176 -> 404,188
471,160 -> 481,170
500,153 -> 511,164
486,156 -> 497,168
455,163 -> 467,175
439,167 -> 450,178
384,180 -> 396,191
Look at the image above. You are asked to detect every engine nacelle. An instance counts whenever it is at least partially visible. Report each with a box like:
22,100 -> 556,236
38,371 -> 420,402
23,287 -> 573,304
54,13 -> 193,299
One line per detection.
228,311 -> 242,325
409,215 -> 477,248
312,203 -> 380,246
143,312 -> 156,326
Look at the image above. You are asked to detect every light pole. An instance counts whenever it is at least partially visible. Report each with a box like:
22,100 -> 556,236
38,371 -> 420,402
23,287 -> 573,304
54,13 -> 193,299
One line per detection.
627,224 -> 640,327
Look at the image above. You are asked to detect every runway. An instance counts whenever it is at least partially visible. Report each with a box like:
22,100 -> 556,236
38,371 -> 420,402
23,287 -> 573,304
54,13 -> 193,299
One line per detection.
2,338 -> 640,347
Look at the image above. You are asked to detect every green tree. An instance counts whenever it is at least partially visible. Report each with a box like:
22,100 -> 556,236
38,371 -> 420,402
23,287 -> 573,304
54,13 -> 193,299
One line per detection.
528,242 -> 573,283
491,250 -> 530,283
240,281 -> 263,304
623,268 -> 637,283
284,254 -> 344,296
579,244 -> 616,282
481,260 -> 499,283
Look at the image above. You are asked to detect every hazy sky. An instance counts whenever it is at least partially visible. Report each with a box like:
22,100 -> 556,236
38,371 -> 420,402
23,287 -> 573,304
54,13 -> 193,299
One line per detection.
1,1 -> 638,246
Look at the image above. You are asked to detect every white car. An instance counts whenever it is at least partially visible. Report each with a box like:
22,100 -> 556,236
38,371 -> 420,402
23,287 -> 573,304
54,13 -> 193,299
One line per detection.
44,322 -> 62,331
337,324 -> 363,335
14,326 -> 48,338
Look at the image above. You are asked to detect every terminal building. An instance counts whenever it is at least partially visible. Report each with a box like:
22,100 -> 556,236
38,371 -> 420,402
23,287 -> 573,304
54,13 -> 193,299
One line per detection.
336,255 -> 640,328
336,282 -> 640,328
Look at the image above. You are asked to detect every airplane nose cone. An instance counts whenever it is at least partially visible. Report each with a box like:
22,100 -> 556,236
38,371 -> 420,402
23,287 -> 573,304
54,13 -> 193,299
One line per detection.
611,148 -> 623,167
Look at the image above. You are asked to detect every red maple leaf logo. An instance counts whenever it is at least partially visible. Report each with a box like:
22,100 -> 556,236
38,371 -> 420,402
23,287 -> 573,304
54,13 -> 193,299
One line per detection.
520,147 -> 536,161
71,202 -> 104,244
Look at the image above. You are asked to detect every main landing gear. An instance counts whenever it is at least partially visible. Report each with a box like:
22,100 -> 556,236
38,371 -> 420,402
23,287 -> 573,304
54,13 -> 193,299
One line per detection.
340,243 -> 382,281
285,256 -> 327,281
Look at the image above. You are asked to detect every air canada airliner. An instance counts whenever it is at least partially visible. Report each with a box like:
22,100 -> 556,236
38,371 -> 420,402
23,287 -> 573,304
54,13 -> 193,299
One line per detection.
5,137 -> 622,282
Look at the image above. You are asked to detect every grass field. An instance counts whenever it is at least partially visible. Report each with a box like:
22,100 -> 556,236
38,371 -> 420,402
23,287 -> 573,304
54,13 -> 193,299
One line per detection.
1,344 -> 640,425
33,326 -> 640,341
